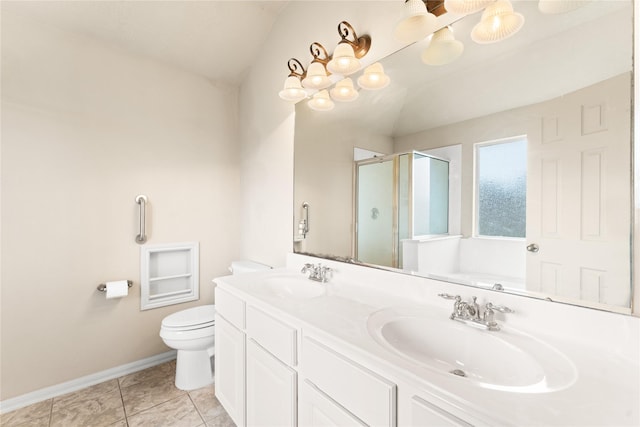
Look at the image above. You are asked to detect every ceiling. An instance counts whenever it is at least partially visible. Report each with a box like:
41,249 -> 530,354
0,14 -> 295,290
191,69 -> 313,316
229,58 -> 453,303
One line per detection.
1,1 -> 289,85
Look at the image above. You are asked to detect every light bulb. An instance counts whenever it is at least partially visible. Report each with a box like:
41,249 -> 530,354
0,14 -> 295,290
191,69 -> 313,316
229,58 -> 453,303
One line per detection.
308,90 -> 335,111
327,43 -> 361,76
302,62 -> 332,90
330,78 -> 359,102
357,63 -> 390,91
278,76 -> 307,102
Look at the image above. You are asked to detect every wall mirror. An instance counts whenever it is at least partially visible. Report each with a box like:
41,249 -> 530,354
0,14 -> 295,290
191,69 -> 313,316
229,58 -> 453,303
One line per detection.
293,0 -> 633,313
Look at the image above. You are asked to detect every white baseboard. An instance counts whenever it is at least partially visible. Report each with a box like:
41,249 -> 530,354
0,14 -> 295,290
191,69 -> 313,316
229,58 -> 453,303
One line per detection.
0,350 -> 177,414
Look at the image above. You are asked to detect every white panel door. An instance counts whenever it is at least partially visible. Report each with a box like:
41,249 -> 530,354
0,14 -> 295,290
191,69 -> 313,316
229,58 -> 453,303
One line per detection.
526,74 -> 631,307
410,396 -> 473,427
246,339 -> 297,427
215,314 -> 246,427
299,380 -> 366,427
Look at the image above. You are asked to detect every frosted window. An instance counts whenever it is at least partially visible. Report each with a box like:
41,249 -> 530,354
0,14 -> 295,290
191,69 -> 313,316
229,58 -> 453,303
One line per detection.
476,138 -> 527,238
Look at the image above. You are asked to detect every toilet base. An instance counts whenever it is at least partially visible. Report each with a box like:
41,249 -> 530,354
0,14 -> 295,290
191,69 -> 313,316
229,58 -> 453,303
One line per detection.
174,346 -> 214,390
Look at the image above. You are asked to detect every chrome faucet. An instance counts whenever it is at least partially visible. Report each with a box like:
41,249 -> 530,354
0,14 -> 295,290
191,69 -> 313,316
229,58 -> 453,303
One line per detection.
301,263 -> 333,283
438,294 -> 513,331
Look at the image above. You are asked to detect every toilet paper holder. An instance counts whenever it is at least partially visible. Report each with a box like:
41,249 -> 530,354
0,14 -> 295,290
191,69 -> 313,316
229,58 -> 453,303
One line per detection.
97,280 -> 133,292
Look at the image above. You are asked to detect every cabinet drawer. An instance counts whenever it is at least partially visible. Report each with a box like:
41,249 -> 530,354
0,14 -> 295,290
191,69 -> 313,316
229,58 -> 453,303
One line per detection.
215,287 -> 245,329
303,337 -> 396,427
246,306 -> 297,366
411,396 -> 473,427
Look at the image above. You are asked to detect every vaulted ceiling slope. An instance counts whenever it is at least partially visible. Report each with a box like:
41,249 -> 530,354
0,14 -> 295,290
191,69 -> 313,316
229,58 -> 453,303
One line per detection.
1,1 -> 289,85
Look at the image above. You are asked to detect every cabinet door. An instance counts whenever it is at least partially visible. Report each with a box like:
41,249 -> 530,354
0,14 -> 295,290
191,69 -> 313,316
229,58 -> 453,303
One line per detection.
411,396 -> 473,427
299,380 -> 367,427
246,339 -> 297,427
215,314 -> 246,427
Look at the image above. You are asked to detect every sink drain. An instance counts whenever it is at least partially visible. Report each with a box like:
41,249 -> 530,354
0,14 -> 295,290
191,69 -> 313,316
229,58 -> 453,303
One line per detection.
450,369 -> 467,377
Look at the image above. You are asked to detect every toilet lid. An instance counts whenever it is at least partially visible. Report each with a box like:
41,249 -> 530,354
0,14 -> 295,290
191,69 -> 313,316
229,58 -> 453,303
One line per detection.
162,305 -> 216,329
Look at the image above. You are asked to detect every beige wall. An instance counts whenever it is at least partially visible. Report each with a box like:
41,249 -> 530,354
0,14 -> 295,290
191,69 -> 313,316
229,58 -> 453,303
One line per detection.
1,12 -> 241,399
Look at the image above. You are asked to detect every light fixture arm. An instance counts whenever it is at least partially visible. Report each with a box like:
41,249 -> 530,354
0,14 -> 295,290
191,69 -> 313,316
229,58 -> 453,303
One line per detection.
337,21 -> 371,59
309,42 -> 331,65
287,58 -> 306,79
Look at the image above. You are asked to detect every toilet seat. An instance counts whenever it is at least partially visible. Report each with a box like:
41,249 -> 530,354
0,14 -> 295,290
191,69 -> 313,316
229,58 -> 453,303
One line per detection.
161,305 -> 215,331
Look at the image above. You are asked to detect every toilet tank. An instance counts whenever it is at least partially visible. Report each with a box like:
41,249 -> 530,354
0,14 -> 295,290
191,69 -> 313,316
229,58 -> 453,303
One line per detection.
230,260 -> 272,275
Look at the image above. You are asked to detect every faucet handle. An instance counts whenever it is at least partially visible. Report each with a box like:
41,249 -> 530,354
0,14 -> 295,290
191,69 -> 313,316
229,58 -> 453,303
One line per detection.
320,266 -> 333,282
301,263 -> 314,273
486,302 -> 514,313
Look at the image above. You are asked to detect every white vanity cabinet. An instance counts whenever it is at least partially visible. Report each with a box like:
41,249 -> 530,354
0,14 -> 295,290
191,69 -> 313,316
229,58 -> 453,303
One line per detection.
215,287 -> 299,427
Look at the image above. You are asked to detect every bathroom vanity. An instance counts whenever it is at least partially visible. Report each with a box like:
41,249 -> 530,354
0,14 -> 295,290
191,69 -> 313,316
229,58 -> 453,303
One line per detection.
214,254 -> 639,426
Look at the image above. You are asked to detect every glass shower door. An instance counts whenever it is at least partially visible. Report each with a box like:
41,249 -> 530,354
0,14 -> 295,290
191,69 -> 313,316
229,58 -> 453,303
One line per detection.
355,159 -> 396,267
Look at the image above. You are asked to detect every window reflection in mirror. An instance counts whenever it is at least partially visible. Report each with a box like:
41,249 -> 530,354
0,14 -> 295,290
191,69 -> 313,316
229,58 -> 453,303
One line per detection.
474,137 -> 527,238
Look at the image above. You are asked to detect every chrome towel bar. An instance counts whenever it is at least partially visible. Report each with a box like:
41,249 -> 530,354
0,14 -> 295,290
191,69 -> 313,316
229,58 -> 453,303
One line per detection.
97,280 -> 133,292
135,195 -> 148,244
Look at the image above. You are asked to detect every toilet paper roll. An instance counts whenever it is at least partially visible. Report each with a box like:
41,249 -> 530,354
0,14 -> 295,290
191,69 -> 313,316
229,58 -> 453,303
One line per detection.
105,280 -> 129,299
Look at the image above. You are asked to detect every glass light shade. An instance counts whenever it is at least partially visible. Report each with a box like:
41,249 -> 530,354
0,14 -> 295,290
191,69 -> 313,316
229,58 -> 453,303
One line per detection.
538,0 -> 590,14
308,90 -> 335,111
302,62 -> 332,90
357,63 -> 390,91
422,27 -> 464,66
393,0 -> 438,44
278,76 -> 307,102
326,43 -> 361,76
470,0 -> 524,44
330,78 -> 359,102
443,0 -> 495,15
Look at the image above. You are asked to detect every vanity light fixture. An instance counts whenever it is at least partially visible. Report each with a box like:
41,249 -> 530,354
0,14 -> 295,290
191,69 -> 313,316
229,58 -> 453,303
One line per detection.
393,0 -> 438,43
278,58 -> 307,102
279,21 -> 384,108
308,90 -> 335,111
326,21 -> 372,76
443,0 -> 495,15
538,0 -> 590,14
302,42 -> 333,90
357,63 -> 391,90
470,0 -> 524,44
422,26 -> 464,65
330,78 -> 360,102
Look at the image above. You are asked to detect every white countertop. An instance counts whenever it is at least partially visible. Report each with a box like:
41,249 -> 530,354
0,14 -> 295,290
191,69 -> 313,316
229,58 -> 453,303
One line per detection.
214,261 -> 639,426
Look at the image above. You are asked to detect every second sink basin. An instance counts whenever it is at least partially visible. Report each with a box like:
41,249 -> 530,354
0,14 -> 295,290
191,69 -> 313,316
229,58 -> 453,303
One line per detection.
367,306 -> 577,393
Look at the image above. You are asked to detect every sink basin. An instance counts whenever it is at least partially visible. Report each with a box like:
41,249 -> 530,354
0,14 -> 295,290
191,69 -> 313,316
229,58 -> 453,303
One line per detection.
367,307 -> 577,393
254,275 -> 326,300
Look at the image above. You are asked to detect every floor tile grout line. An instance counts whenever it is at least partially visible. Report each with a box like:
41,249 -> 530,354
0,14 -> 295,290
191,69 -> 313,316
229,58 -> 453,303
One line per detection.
187,392 -> 207,426
116,375 -> 130,427
47,398 -> 53,427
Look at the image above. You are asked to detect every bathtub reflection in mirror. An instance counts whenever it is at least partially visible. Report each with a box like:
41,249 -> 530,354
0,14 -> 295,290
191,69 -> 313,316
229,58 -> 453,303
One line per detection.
293,0 -> 633,312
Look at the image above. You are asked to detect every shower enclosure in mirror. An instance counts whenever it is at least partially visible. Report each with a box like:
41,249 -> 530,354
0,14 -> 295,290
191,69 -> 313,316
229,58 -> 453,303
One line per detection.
293,0 -> 633,313
355,151 -> 449,268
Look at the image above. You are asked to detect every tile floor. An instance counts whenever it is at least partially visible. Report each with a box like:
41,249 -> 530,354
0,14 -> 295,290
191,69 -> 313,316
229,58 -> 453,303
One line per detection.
0,360 -> 235,427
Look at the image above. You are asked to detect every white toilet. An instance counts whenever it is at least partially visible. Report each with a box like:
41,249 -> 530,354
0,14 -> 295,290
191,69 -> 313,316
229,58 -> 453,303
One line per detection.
160,260 -> 271,390
160,304 -> 216,390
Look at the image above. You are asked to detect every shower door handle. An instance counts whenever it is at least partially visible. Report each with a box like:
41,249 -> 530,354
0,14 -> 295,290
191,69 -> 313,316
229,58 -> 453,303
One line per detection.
526,243 -> 539,253
135,195 -> 148,244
